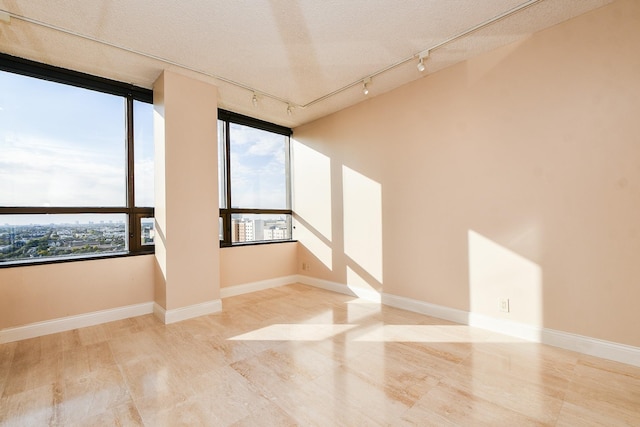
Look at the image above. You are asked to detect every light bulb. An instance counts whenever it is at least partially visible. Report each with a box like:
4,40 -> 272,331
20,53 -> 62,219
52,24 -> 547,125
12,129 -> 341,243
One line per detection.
251,93 -> 258,107
417,50 -> 429,73
363,83 -> 369,96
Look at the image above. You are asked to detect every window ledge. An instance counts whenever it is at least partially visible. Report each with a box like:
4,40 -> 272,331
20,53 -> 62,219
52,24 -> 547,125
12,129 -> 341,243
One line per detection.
220,239 -> 297,249
0,249 -> 155,269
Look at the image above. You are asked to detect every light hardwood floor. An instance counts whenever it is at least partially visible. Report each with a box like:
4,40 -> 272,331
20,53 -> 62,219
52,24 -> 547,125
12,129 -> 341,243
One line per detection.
1,283 -> 639,426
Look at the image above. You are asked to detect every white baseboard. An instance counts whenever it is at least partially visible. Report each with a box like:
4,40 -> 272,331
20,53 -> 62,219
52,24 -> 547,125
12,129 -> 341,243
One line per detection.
154,299 -> 222,324
296,274 -> 640,368
0,302 -> 154,344
220,275 -> 299,298
381,292 -> 469,325
298,275 -> 382,302
4,274 -> 638,368
541,328 -> 640,367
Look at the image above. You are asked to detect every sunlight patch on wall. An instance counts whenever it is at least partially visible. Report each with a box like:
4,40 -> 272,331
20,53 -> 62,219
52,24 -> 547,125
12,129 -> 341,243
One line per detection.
468,230 -> 543,327
295,221 -> 333,270
291,141 -> 332,240
343,165 -> 383,283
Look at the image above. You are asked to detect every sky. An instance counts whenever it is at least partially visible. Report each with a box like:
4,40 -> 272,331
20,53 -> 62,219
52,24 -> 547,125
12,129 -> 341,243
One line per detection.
0,69 -> 287,226
0,70 -> 154,225
227,123 -> 288,210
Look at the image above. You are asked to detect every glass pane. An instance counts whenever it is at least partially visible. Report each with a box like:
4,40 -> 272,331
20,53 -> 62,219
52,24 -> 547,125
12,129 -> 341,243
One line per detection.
229,123 -> 288,209
218,120 -> 227,209
134,101 -> 154,207
140,217 -> 155,246
231,214 -> 292,244
219,216 -> 224,241
0,70 -> 126,207
0,214 -> 127,264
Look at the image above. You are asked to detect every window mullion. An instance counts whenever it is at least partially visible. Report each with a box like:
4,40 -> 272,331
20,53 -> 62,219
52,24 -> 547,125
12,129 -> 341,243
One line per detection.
126,96 -> 137,251
224,120 -> 232,245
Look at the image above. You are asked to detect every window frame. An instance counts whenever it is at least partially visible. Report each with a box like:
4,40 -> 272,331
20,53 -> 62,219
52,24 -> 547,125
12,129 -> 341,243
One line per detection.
217,110 -> 292,247
0,53 -> 154,267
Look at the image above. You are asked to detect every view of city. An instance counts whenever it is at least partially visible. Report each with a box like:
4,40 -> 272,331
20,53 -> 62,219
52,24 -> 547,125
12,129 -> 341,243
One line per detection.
0,221 -> 128,263
0,219 -> 156,264
230,215 -> 292,243
1,215 -> 292,263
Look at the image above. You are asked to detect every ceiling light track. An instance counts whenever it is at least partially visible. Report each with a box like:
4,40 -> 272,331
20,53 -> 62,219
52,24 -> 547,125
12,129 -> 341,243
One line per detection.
301,0 -> 542,109
0,10 -> 298,111
1,0 -> 542,113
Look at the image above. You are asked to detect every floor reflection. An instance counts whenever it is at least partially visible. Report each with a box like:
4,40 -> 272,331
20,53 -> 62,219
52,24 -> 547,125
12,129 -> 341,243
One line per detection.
1,283 -> 639,426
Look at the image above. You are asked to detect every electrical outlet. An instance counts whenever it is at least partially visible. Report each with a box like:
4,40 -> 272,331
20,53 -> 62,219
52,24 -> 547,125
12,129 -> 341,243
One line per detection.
302,262 -> 310,271
499,298 -> 510,313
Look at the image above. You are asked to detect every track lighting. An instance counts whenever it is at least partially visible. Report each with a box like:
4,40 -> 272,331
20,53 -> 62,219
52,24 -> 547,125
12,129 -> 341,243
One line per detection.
417,50 -> 429,72
287,104 -> 293,116
362,78 -> 371,96
251,93 -> 258,107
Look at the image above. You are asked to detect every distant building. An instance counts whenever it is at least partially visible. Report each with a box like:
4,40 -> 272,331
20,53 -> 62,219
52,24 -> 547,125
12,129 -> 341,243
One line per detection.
264,227 -> 287,240
232,219 -> 255,242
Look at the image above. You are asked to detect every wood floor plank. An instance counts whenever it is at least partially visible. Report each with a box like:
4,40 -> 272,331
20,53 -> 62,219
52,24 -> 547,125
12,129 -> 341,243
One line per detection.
1,283 -> 639,426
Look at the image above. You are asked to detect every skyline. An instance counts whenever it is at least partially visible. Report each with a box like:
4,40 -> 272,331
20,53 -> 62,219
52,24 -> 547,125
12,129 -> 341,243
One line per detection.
0,213 -> 128,226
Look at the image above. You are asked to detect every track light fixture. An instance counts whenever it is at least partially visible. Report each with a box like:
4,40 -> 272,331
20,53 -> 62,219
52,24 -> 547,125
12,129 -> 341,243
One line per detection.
362,78 -> 371,96
287,104 -> 293,116
4,0 -> 543,113
417,50 -> 429,72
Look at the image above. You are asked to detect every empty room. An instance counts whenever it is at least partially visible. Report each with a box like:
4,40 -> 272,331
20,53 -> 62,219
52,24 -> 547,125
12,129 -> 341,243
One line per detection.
1,0 -> 639,425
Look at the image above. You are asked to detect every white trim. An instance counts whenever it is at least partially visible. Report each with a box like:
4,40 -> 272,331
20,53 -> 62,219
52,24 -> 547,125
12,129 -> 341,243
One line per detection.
220,275 -> 299,298
154,299 -> 222,324
4,275 -> 638,367
381,292 -> 469,325
0,302 -> 154,344
153,303 -> 167,323
297,275 -> 358,296
297,275 -> 640,368
541,328 -> 640,367
297,274 -> 382,301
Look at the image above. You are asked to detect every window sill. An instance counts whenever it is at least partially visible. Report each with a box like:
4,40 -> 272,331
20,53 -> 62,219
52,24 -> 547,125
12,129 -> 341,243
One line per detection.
220,239 -> 297,249
0,249 -> 155,269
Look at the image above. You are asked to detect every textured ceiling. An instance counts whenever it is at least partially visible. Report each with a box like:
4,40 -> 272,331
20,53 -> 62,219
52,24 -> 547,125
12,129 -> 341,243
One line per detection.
0,0 -> 613,127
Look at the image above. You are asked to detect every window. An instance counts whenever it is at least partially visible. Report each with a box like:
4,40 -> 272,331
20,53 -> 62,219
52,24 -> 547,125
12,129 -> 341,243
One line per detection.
0,54 -> 154,265
218,111 -> 292,246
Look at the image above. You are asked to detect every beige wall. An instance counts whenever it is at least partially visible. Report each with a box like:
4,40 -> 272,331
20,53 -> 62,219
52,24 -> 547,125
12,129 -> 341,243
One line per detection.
0,255 -> 155,329
220,242 -> 297,288
293,0 -> 640,347
153,70 -> 220,310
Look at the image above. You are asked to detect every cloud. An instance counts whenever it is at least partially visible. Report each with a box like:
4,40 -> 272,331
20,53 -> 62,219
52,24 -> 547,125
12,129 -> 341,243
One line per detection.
0,131 -> 126,206
247,138 -> 282,156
